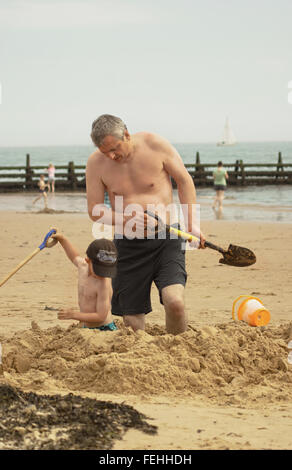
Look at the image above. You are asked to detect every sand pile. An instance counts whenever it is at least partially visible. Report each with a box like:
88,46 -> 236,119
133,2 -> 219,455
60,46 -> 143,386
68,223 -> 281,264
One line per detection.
1,320 -> 292,405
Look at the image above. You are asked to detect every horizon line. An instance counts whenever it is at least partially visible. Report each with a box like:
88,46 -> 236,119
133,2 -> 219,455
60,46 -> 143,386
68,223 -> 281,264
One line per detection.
1,140 -> 292,149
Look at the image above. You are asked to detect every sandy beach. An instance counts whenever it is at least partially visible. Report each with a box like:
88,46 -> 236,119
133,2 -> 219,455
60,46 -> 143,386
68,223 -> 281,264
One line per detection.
0,210 -> 291,450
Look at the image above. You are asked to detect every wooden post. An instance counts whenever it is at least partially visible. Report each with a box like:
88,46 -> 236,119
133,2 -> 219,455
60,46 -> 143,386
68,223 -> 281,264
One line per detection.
195,152 -> 206,185
25,153 -> 33,190
240,160 -> 245,185
68,161 -> 72,188
68,161 -> 77,190
276,152 -> 284,182
234,159 -> 239,185
195,152 -> 200,165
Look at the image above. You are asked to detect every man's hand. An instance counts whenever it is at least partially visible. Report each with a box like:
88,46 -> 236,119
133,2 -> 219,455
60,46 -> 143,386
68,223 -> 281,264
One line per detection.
58,309 -> 76,320
199,231 -> 206,249
188,227 -> 206,249
123,211 -> 158,238
143,212 -> 159,236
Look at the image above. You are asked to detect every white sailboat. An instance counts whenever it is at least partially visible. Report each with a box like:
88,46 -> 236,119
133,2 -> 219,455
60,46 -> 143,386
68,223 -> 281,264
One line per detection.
217,117 -> 236,146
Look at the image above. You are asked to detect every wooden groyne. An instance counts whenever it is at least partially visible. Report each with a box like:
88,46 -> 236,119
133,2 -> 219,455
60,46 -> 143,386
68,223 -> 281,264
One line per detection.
0,152 -> 291,192
179,151 -> 292,188
0,155 -> 85,192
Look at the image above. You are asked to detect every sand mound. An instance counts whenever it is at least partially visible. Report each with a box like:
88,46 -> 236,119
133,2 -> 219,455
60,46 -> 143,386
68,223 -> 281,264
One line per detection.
1,320 -> 292,406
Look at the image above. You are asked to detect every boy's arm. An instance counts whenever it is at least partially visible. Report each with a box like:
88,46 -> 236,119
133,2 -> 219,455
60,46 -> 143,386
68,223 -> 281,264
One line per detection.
58,278 -> 111,324
52,233 -> 80,265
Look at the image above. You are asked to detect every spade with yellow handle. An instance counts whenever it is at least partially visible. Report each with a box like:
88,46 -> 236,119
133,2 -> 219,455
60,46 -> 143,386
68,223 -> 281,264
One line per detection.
0,229 -> 58,288
145,211 -> 256,267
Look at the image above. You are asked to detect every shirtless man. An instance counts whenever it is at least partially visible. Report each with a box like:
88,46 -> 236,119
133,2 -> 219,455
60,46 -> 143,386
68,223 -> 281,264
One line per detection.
52,231 -> 118,331
86,114 -> 205,335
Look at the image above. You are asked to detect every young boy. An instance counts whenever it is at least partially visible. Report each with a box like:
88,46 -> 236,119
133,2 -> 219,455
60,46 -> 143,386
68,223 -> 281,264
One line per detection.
52,232 -> 118,331
32,174 -> 49,208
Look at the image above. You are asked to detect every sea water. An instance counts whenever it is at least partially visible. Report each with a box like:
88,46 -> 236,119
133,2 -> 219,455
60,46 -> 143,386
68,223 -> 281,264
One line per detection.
0,142 -> 291,222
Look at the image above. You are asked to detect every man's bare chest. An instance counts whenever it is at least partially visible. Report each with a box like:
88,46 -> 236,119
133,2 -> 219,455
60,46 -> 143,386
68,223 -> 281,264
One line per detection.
101,159 -> 165,195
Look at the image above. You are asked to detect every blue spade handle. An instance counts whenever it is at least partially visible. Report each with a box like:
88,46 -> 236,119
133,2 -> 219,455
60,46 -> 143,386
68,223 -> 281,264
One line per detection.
38,229 -> 57,250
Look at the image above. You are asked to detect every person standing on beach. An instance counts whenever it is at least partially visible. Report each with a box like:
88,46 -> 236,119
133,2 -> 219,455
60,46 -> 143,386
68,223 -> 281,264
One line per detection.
32,174 -> 49,209
47,163 -> 56,193
86,114 -> 206,335
212,161 -> 228,213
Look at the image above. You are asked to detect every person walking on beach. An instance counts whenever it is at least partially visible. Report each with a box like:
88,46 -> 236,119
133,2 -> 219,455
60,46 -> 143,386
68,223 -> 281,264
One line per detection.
47,163 -> 56,193
32,174 -> 49,208
52,231 -> 118,331
212,161 -> 228,213
86,114 -> 206,335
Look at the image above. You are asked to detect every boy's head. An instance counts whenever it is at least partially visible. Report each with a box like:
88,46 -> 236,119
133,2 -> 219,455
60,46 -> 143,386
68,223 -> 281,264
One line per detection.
86,238 -> 118,278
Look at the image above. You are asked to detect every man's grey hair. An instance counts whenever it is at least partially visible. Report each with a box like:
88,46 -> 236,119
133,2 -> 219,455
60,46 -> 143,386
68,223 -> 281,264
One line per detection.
90,114 -> 127,147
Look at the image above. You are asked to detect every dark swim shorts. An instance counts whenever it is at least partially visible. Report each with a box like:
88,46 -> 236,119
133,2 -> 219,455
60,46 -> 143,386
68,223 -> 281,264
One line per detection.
214,185 -> 226,191
111,225 -> 187,316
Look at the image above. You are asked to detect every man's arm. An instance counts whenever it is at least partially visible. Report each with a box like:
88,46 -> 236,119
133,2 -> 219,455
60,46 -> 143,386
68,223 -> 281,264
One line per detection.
52,233 -> 80,264
86,152 -> 108,222
86,152 -> 128,228
155,136 -> 202,239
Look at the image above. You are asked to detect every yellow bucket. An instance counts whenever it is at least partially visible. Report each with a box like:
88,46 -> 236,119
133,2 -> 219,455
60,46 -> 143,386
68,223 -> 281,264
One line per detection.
232,295 -> 271,327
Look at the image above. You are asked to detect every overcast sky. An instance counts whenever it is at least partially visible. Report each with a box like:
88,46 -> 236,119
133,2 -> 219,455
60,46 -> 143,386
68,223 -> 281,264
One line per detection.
0,0 -> 292,146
